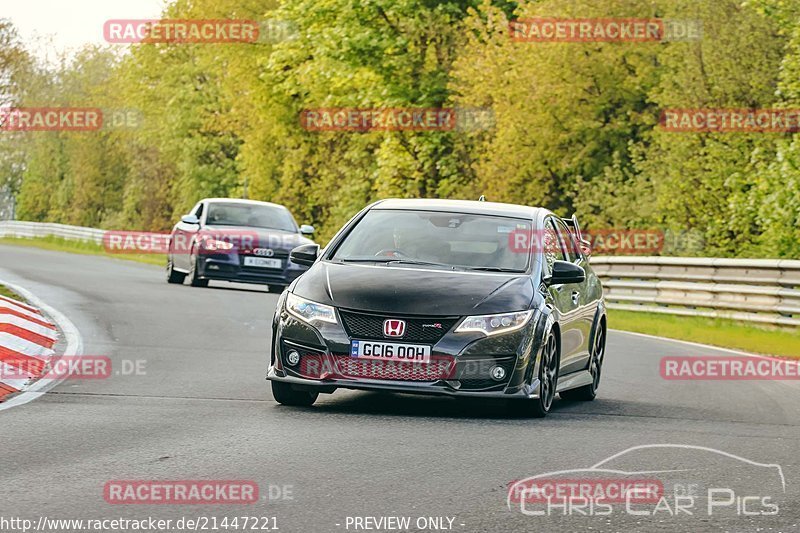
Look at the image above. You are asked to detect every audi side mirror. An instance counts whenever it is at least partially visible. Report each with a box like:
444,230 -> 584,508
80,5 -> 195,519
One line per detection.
181,214 -> 200,225
290,243 -> 320,267
300,224 -> 315,236
579,238 -> 592,259
545,260 -> 586,285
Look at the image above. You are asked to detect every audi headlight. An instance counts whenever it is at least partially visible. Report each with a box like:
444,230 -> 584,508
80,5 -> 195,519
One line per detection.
286,293 -> 337,325
200,237 -> 234,251
455,310 -> 534,336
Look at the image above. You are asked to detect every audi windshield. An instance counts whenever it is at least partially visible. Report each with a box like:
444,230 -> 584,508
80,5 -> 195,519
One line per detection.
206,203 -> 297,232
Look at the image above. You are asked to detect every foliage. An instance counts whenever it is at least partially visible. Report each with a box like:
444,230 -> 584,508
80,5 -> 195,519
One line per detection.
2,0 -> 798,257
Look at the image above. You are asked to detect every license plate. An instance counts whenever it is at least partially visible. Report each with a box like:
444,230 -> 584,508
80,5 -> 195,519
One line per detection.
244,257 -> 282,269
350,340 -> 431,363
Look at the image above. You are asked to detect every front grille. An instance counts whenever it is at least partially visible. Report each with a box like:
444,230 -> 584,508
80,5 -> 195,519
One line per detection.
240,248 -> 290,258
339,310 -> 458,343
332,355 -> 455,381
299,354 -> 325,378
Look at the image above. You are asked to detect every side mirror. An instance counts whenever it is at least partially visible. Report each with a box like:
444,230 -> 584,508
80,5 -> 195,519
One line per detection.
181,214 -> 200,225
299,224 -> 315,236
545,260 -> 586,285
290,243 -> 320,267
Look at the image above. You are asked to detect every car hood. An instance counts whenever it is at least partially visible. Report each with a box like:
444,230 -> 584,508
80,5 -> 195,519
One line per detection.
293,262 -> 534,316
203,225 -> 313,251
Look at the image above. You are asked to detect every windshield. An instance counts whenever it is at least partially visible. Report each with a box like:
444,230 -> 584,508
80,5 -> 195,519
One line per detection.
205,203 -> 297,232
331,209 -> 531,272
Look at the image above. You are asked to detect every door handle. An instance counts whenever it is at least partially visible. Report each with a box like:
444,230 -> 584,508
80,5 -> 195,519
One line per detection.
571,291 -> 580,304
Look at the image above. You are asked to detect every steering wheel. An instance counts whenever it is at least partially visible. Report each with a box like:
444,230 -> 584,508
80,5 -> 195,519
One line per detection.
375,249 -> 407,259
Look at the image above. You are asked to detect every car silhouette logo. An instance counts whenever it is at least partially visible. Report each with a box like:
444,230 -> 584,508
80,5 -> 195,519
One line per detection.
383,319 -> 406,338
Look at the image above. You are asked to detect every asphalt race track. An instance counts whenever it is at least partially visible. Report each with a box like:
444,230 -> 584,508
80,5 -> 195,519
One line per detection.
1,244 -> 798,532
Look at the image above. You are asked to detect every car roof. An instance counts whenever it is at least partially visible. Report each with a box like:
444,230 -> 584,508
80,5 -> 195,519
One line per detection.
371,198 -> 544,220
202,198 -> 288,210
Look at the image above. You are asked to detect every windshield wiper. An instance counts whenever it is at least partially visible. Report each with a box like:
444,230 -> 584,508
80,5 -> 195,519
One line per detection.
386,259 -> 459,269
465,266 -> 525,273
335,258 -> 461,269
335,258 -> 393,263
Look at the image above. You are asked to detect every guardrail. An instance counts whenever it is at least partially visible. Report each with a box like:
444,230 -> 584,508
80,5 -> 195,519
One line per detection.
1,221 -> 798,327
591,256 -> 800,327
0,221 -> 105,245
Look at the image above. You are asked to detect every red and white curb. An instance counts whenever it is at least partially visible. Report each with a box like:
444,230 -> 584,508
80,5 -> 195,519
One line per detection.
0,294 -> 56,399
0,280 -> 82,410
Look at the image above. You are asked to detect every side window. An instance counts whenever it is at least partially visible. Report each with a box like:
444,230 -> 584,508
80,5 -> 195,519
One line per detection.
193,202 -> 204,219
542,220 -> 563,273
554,219 -> 579,263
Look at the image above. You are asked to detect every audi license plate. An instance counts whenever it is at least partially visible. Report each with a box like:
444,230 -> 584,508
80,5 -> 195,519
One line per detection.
244,257 -> 281,268
350,340 -> 431,363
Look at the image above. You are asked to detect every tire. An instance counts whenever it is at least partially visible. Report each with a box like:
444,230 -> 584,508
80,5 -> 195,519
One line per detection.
509,331 -> 559,418
271,380 -> 318,407
561,321 -> 606,402
188,255 -> 209,288
166,258 -> 186,284
267,285 -> 286,294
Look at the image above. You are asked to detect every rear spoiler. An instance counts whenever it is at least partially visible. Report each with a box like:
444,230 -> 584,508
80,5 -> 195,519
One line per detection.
562,214 -> 592,258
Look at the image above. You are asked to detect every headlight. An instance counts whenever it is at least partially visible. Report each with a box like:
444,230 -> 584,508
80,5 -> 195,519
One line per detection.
286,293 -> 337,325
200,237 -> 234,251
455,310 -> 534,336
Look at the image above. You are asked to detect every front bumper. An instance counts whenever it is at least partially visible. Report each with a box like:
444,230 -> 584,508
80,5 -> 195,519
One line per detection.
197,253 -> 306,286
268,303 -> 549,399
267,366 -> 543,399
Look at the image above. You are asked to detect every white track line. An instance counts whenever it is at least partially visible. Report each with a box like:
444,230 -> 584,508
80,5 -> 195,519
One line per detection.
609,328 -> 785,359
0,279 -> 83,411
611,328 -> 800,388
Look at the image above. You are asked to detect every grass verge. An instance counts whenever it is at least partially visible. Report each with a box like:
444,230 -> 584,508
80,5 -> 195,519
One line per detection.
609,309 -> 800,359
0,235 -> 165,266
0,283 -> 23,301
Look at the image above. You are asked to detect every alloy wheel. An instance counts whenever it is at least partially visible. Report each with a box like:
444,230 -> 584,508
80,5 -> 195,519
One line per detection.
540,334 -> 558,410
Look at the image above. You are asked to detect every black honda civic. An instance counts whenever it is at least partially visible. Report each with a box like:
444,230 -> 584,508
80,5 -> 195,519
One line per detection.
267,198 -> 606,417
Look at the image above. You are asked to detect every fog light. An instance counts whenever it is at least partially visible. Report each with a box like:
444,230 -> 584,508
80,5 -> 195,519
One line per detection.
490,365 -> 506,381
286,350 -> 301,366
